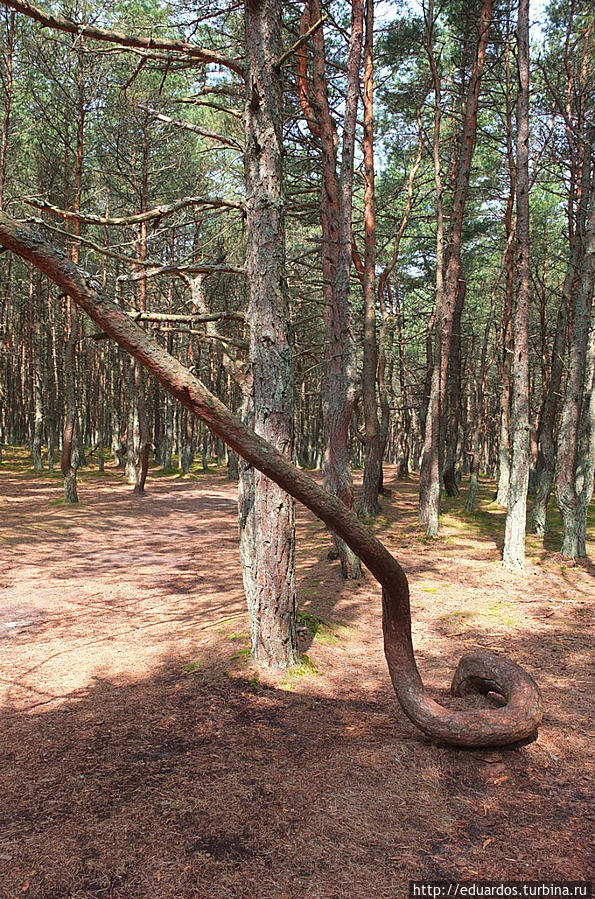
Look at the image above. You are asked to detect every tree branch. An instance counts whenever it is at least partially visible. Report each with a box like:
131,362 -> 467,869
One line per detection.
2,0 -> 245,74
277,13 -> 327,68
138,104 -> 243,151
27,194 -> 243,225
130,310 -> 245,324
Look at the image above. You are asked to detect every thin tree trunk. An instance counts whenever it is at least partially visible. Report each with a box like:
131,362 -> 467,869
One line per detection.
467,291 -> 495,512
125,359 -> 139,484
443,280 -> 466,497
134,362 -> 150,492
32,371 -> 43,472
555,160 -> 595,558
0,10 -> 14,209
359,0 -> 381,519
531,302 -> 567,534
131,121 -> 151,493
180,409 -> 194,474
503,0 -> 531,569
419,0 -> 444,535
61,299 -> 79,503
376,107 -> 423,485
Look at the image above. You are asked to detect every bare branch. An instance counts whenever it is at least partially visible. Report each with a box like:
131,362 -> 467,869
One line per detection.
27,195 -> 243,226
138,104 -> 242,150
1,0 -> 245,74
277,13 -> 327,68
117,262 -> 245,282
130,310 -> 245,324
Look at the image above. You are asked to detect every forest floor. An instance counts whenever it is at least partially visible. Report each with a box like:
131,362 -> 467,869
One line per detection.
0,448 -> 593,899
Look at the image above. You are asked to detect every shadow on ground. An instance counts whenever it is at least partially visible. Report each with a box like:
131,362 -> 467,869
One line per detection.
0,644 -> 592,899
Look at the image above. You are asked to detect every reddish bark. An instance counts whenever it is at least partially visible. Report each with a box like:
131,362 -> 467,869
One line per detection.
419,0 -> 494,534
297,0 -> 363,577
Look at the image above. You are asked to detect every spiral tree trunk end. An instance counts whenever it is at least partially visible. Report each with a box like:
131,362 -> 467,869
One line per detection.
383,587 -> 543,748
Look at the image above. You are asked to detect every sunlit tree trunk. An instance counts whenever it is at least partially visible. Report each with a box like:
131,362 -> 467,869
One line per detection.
503,0 -> 531,569
239,0 -> 297,667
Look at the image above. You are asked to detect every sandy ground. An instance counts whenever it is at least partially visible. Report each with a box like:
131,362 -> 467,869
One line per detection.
0,456 -> 593,898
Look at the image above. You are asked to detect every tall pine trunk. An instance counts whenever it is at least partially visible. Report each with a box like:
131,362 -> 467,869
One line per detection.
503,0 -> 531,569
420,0 -> 493,534
298,0 -> 363,577
239,0 -> 297,667
359,0 -> 381,519
555,163 -> 595,559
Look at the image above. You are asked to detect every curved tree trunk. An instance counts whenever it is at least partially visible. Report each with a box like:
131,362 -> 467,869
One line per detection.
0,210 -> 543,748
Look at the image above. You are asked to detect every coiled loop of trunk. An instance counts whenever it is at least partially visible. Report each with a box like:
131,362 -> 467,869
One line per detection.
382,584 -> 542,747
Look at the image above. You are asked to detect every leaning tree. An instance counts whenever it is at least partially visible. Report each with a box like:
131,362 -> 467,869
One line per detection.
0,207 -> 543,748
0,0 -> 544,747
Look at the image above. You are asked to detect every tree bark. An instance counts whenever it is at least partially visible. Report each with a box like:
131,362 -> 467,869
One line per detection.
419,0 -> 444,536
502,0 -> 531,570
240,0 -> 297,667
61,298 -> 79,503
555,159 -> 595,559
297,0 -> 363,577
61,37 -> 85,503
358,0 -> 381,519
495,29 -> 517,508
530,302 -> 567,534
420,0 -> 493,534
442,280 -> 466,497
576,322 -> 595,558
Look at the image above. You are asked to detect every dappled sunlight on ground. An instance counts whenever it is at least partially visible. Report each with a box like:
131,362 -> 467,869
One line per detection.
0,456 -> 593,897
